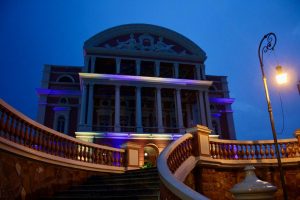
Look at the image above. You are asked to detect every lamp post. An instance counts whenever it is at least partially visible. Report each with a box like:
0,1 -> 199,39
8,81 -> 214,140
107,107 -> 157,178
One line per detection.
258,32 -> 288,200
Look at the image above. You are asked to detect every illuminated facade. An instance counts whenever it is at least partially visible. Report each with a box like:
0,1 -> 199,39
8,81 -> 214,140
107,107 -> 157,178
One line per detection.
37,24 -> 235,166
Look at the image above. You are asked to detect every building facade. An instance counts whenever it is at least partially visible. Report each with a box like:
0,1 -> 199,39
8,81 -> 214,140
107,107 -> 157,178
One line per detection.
37,24 -> 235,166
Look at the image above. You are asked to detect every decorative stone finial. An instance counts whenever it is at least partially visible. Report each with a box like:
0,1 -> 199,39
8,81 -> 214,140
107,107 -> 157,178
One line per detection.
230,165 -> 277,200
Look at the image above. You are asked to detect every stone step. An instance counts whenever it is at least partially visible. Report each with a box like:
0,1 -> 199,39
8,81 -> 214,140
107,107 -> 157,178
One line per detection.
72,181 -> 159,190
44,194 -> 159,200
46,168 -> 160,200
89,171 -> 158,180
56,188 -> 159,196
85,176 -> 159,184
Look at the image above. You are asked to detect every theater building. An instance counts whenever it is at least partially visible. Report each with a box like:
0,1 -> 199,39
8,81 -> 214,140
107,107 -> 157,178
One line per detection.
36,24 -> 236,166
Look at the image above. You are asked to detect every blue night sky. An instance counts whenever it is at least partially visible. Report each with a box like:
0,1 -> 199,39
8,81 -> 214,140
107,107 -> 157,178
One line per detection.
0,0 -> 299,140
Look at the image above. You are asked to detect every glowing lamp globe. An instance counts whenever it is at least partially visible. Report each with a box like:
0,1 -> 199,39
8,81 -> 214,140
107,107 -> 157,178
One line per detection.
275,66 -> 287,85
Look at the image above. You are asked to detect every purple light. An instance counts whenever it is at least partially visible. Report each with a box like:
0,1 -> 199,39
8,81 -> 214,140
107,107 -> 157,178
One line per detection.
212,113 -> 221,118
36,88 -> 81,96
209,97 -> 235,104
53,107 -> 70,111
79,73 -> 212,87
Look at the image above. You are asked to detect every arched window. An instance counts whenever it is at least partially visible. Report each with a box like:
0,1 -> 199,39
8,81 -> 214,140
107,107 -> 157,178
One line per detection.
56,75 -> 75,83
59,98 -> 68,104
56,115 -> 65,133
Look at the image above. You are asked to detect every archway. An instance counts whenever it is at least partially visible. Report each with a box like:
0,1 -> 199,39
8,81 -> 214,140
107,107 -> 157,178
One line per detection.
143,144 -> 159,167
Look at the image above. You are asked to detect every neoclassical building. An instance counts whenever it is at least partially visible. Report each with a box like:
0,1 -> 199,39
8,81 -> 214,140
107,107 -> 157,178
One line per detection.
37,24 -> 235,166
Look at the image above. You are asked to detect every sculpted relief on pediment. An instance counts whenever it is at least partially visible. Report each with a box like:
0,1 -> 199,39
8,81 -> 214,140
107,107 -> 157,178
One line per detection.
99,33 -> 191,55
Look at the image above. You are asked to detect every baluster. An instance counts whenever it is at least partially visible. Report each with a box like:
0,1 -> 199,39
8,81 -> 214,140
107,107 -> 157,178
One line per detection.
87,146 -> 92,162
29,126 -> 34,148
254,144 -> 259,159
218,143 -> 223,159
250,144 -> 255,159
25,124 -> 31,147
270,144 -> 275,158
0,109 -> 5,132
14,120 -> 20,143
93,148 -> 98,164
286,143 -> 291,158
3,113 -> 11,138
34,128 -> 39,150
259,144 -> 264,158
210,142 -> 214,158
280,143 -> 286,158
241,144 -> 245,159
230,144 -> 235,159
57,138 -> 61,156
292,143 -> 296,157
99,149 -> 104,164
245,144 -> 249,159
265,144 -> 270,158
9,116 -> 15,141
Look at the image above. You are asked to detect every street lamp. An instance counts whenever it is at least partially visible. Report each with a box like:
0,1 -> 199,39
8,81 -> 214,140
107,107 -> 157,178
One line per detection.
258,32 -> 288,200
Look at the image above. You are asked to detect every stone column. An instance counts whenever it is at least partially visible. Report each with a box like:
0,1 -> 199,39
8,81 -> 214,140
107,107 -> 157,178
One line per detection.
91,56 -> 96,73
156,87 -> 164,133
87,83 -> 94,130
135,87 -> 143,132
79,83 -> 87,126
114,85 -> 121,132
136,59 -> 141,76
116,57 -> 121,74
155,61 -> 160,77
204,91 -> 213,130
174,63 -> 179,78
83,56 -> 90,73
196,64 -> 201,80
175,89 -> 184,133
198,91 -> 207,126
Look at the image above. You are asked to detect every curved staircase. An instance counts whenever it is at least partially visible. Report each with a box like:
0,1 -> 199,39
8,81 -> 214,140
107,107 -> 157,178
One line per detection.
45,168 -> 159,200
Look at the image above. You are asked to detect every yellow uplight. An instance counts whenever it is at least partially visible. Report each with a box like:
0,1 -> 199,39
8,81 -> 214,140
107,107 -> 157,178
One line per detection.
275,66 -> 287,85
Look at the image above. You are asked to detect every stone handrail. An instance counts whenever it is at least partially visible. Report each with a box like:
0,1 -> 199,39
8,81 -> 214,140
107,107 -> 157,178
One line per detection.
209,137 -> 300,160
0,99 -> 125,172
157,129 -> 209,200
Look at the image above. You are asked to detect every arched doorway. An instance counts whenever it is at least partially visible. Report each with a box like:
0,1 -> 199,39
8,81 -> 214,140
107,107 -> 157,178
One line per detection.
144,144 -> 159,167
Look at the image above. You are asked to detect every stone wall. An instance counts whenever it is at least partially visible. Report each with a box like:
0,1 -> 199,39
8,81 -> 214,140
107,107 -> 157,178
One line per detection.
0,150 -> 108,200
184,164 -> 300,200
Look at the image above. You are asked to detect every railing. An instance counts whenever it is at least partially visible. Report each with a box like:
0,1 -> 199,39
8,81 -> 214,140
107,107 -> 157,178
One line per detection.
158,126 -> 210,200
209,138 -> 300,160
0,99 -> 125,171
158,125 -> 300,199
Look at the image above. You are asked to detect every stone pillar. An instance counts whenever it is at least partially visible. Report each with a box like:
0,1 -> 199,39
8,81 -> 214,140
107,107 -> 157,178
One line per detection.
174,62 -> 179,78
156,87 -> 164,133
87,83 -> 94,131
79,83 -> 87,126
136,87 -> 143,132
121,142 -> 142,170
198,91 -> 207,126
204,91 -> 213,130
114,85 -> 120,132
83,56 -> 90,73
136,59 -> 141,76
155,61 -> 160,77
175,89 -> 184,133
196,64 -> 201,80
116,57 -> 121,74
91,56 -> 96,73
187,125 -> 211,157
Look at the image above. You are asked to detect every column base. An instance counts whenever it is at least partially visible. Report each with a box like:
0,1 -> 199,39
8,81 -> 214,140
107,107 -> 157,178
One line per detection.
136,127 -> 143,133
114,125 -> 120,132
158,127 -> 164,133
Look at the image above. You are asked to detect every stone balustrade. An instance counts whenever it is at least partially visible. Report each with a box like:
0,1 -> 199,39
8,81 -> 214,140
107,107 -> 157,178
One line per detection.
0,99 -> 125,171
209,138 -> 300,160
158,125 -> 300,199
